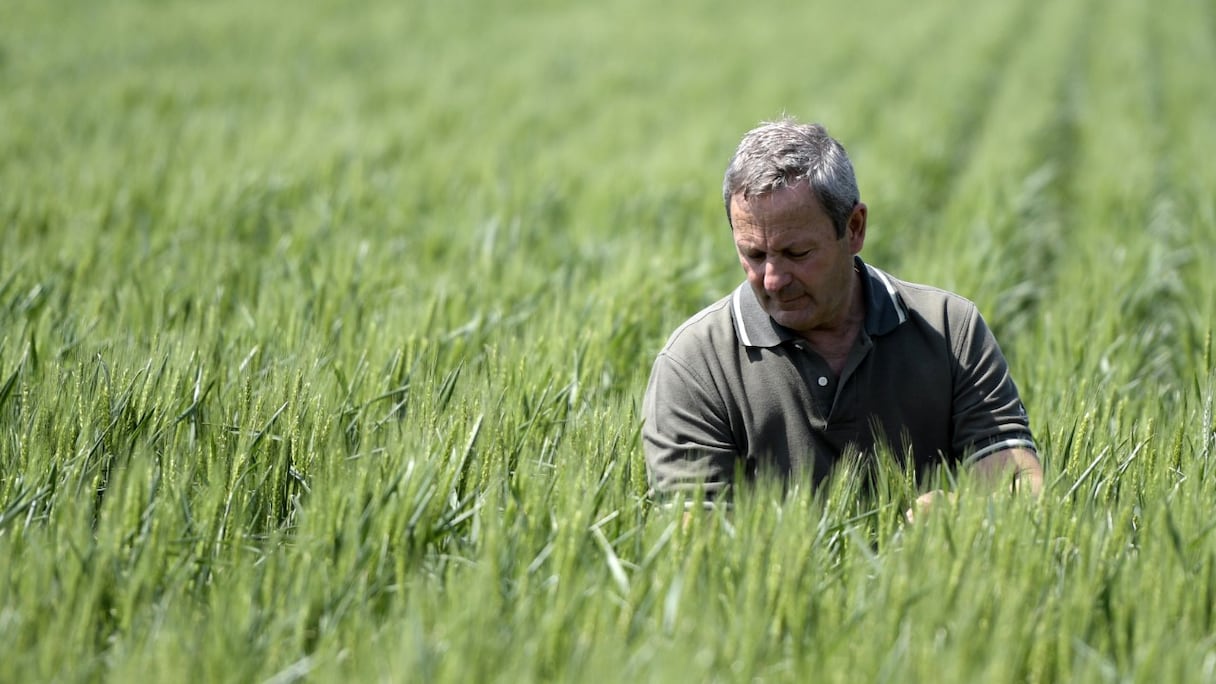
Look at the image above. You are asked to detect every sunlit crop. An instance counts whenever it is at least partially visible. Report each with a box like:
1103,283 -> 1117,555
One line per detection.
2,0 -> 1215,681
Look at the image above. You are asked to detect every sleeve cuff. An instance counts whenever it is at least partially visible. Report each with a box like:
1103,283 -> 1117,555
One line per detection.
962,436 -> 1038,466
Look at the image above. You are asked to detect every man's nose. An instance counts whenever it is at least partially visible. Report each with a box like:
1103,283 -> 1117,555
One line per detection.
764,259 -> 789,292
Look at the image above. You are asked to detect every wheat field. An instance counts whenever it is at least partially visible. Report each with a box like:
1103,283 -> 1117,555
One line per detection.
3,0 -> 1216,681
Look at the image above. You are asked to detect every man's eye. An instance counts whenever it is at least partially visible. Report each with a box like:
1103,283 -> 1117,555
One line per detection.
789,249 -> 812,258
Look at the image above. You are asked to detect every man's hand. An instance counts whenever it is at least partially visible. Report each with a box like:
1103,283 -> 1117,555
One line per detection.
904,489 -> 956,523
904,448 -> 1043,523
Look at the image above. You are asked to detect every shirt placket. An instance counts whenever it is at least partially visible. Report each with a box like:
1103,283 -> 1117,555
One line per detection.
789,341 -> 836,420
829,333 -> 874,421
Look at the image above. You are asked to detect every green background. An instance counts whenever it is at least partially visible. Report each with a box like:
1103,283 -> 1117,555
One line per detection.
2,0 -> 1215,681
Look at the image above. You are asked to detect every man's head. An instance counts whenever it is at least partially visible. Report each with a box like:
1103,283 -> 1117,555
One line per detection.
723,118 -> 860,238
724,119 -> 868,336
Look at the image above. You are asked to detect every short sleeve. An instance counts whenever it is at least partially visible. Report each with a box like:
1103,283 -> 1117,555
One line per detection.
641,351 -> 739,499
949,304 -> 1037,462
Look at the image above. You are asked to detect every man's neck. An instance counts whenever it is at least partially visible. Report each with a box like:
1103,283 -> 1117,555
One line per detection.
801,270 -> 866,375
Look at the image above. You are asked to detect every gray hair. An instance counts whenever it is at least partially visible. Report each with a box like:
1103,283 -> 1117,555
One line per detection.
722,118 -> 860,237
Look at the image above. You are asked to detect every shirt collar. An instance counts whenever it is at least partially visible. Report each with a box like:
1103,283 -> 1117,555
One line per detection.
731,256 -> 908,348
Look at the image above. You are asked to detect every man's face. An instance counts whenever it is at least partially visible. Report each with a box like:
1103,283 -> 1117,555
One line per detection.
730,183 -> 866,335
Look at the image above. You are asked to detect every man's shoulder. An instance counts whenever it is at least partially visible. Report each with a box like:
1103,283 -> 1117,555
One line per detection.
880,269 -> 980,319
658,293 -> 738,357
872,269 -> 995,354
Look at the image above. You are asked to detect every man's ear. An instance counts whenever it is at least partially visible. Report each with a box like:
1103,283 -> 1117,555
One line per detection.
847,202 -> 867,254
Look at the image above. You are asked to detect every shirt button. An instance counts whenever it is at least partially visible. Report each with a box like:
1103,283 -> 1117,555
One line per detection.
817,376 -> 829,387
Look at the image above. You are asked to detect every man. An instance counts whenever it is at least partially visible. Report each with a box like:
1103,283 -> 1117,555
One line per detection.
641,118 -> 1042,511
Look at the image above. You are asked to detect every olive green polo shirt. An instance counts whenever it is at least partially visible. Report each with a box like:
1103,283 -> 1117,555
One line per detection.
641,257 -> 1036,497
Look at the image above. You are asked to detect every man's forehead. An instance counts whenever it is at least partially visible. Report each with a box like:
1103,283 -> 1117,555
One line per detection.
731,183 -> 821,216
731,224 -> 825,254
730,188 -> 831,239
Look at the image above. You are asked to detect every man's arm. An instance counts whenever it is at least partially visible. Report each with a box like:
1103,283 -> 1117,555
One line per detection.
947,300 -> 1042,485
909,301 -> 1043,520
969,446 -> 1043,494
907,447 -> 1042,521
642,351 -> 738,503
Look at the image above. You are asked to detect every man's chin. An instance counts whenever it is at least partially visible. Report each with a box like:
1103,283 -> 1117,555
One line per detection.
769,310 -> 814,330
